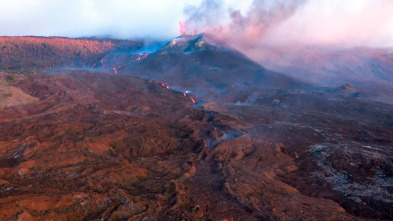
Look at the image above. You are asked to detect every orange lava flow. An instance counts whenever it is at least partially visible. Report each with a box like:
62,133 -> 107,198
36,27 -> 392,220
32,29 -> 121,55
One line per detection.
132,53 -> 149,62
190,97 -> 196,103
183,93 -> 187,97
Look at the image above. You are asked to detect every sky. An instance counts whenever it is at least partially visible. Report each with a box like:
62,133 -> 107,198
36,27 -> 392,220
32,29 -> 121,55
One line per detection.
0,0 -> 392,48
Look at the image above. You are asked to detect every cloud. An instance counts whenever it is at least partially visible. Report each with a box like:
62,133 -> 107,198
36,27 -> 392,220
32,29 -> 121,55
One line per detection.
0,0 -> 391,48
264,0 -> 393,48
0,0 -> 193,39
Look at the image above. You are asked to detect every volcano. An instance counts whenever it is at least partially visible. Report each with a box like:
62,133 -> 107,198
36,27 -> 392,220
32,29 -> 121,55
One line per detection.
0,36 -> 393,220
116,34 -> 310,102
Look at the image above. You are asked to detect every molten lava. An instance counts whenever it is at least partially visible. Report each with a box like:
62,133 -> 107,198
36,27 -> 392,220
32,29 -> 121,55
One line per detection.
221,218 -> 235,221
179,21 -> 186,35
113,68 -> 117,74
92,57 -> 106,68
132,53 -> 149,63
190,97 -> 196,103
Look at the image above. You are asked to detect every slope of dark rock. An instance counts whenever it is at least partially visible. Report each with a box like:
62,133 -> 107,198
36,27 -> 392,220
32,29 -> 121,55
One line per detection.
0,70 -> 368,220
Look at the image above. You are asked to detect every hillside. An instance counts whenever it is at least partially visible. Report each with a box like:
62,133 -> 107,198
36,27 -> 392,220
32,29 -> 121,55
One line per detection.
0,36 -> 393,220
0,70 -> 392,220
0,37 -> 140,71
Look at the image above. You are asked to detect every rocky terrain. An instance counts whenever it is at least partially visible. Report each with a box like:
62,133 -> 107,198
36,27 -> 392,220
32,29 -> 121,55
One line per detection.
0,36 -> 392,220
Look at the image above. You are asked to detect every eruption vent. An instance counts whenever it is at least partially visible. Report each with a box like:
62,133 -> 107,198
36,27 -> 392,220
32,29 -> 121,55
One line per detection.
179,21 -> 186,35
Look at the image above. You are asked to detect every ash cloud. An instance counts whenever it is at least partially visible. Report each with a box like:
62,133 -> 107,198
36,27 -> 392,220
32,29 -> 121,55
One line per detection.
183,0 -> 393,49
183,0 -> 308,47
224,0 -> 307,49
183,0 -> 225,34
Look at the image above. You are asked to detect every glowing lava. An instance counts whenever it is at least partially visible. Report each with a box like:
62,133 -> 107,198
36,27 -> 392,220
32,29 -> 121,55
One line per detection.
179,21 -> 186,35
92,57 -> 106,68
132,53 -> 149,62
190,97 -> 196,103
113,68 -> 117,74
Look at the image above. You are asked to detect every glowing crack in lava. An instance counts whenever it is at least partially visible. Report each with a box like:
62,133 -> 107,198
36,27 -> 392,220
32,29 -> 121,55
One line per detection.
92,57 -> 106,68
179,21 -> 186,35
132,53 -> 149,62
113,68 -> 117,74
159,82 -> 194,103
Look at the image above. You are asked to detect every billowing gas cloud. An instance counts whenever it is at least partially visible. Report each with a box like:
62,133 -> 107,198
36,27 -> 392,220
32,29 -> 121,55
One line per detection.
183,0 -> 393,49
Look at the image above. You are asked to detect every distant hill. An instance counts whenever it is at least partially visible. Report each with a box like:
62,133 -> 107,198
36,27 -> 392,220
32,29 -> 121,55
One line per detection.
0,36 -> 140,71
254,46 -> 393,104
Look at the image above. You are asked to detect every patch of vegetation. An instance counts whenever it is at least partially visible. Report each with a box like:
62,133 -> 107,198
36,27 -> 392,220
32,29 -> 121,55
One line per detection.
6,72 -> 16,86
5,69 -> 37,76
